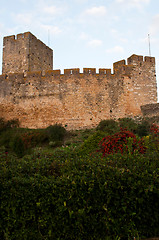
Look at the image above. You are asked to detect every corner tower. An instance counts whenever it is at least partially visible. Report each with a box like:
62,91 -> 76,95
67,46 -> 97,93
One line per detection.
2,32 -> 53,74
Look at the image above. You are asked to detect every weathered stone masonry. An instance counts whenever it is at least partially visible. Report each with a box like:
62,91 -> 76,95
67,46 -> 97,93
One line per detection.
0,32 -> 158,129
2,32 -> 53,74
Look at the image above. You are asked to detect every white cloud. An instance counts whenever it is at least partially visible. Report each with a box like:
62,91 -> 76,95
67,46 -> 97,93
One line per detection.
149,14 -> 159,35
43,6 -> 61,15
120,38 -> 128,43
79,32 -> 90,40
19,0 -> 27,2
36,0 -> 66,17
84,6 -> 107,17
75,0 -> 89,3
15,13 -> 33,26
0,23 -> 4,31
88,39 -> 103,47
116,0 -> 149,2
41,24 -> 62,35
139,36 -> 149,43
111,29 -> 128,43
115,0 -> 150,9
106,45 -> 124,53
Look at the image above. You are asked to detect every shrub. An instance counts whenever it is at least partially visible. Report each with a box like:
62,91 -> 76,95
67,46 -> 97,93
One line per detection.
5,119 -> 19,129
78,131 -> 105,155
20,131 -> 48,149
118,118 -> 138,133
147,124 -> 159,152
11,135 -> 25,157
49,141 -> 62,148
98,129 -> 146,156
136,120 -> 151,137
0,118 -> 6,133
0,129 -> 14,148
0,118 -> 19,133
46,124 -> 67,142
96,119 -> 119,134
0,149 -> 159,239
150,123 -> 159,137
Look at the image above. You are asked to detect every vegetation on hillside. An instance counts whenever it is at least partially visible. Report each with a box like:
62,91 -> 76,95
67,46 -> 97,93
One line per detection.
0,117 -> 159,239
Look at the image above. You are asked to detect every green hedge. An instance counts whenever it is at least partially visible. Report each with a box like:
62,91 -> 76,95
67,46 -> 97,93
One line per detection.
0,146 -> 159,239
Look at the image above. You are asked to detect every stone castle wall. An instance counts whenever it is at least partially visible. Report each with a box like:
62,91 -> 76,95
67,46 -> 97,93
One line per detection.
0,53 -> 157,129
2,32 -> 53,74
141,103 -> 159,118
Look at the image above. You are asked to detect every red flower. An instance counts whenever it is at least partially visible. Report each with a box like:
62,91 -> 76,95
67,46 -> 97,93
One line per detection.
97,129 -> 147,156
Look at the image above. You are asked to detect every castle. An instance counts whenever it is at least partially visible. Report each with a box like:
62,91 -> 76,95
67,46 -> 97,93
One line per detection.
0,32 -> 158,129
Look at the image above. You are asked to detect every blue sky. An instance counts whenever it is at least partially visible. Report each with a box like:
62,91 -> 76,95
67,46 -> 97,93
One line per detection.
0,0 -> 159,99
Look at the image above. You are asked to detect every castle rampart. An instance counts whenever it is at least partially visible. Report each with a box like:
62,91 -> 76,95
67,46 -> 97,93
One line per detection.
0,32 -> 158,129
2,32 -> 53,74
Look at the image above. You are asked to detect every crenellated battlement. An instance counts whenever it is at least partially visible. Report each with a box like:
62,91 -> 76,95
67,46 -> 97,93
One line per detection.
127,54 -> 155,65
0,32 -> 157,130
3,32 -> 32,47
2,32 -> 53,75
0,53 -> 155,81
3,32 -> 52,50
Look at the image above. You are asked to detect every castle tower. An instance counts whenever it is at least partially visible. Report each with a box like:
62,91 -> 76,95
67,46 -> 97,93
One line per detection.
2,32 -> 53,74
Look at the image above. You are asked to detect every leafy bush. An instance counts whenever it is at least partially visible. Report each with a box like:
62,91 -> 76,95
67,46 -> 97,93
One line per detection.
49,140 -> 62,147
0,129 -> 14,148
5,119 -> 19,129
98,129 -> 146,156
0,118 -> 19,133
0,118 -> 6,133
0,146 -> 159,239
11,135 -> 25,157
20,131 -> 48,149
46,124 -> 67,142
78,130 -> 105,155
150,123 -> 159,137
96,119 -> 119,134
136,120 -> 151,137
118,118 -> 138,133
0,121 -> 159,239
144,124 -> 159,152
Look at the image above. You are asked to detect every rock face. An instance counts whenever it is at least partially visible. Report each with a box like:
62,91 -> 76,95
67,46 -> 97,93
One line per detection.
0,32 -> 158,130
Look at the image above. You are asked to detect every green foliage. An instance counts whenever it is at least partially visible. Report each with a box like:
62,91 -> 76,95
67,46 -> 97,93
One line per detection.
46,124 -> 67,142
0,118 -> 19,133
0,136 -> 159,239
0,118 -> 6,133
20,131 -> 48,149
11,135 -> 25,157
97,119 -> 119,134
136,120 -> 151,137
143,124 -> 159,152
0,129 -> 14,148
0,119 -> 159,239
78,130 -> 105,155
118,117 -> 138,133
49,140 -> 63,147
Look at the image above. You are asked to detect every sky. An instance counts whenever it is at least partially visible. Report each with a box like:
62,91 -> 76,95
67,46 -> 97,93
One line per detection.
0,0 -> 159,100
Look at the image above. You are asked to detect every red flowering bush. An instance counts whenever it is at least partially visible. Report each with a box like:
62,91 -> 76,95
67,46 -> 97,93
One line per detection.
150,124 -> 159,137
97,129 -> 146,156
148,124 -> 159,151
21,131 -> 47,149
21,133 -> 33,149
